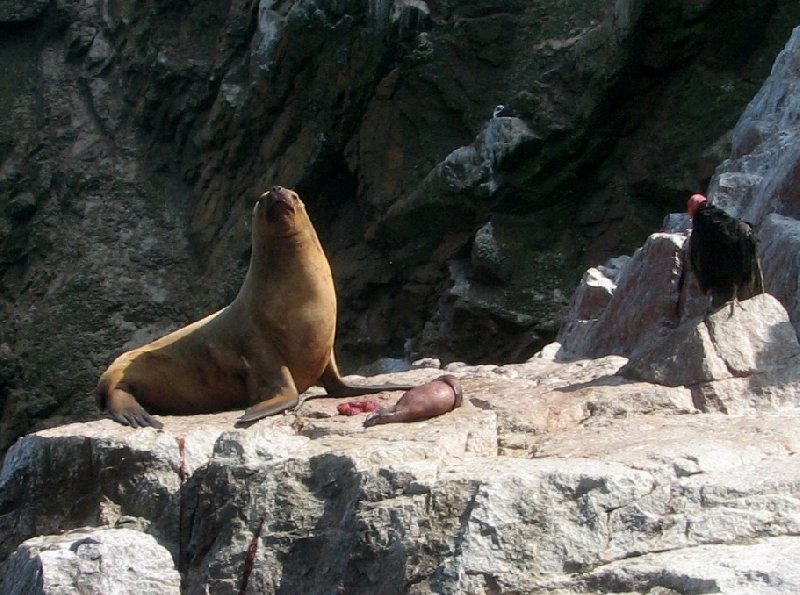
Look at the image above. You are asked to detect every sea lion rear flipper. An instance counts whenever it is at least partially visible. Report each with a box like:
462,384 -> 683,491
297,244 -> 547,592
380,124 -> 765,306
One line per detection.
319,354 -> 414,397
104,388 -> 164,430
438,375 -> 463,410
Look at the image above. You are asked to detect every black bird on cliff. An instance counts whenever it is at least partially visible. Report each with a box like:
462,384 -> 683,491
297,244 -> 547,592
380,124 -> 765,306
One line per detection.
686,193 -> 764,313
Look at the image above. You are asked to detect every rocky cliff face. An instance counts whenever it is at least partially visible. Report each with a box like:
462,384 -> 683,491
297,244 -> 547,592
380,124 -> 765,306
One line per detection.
4,17 -> 800,592
559,25 -> 800,362
1,0 -> 799,449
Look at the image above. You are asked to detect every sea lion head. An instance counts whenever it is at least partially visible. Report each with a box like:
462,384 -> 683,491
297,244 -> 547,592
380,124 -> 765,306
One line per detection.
253,186 -> 310,238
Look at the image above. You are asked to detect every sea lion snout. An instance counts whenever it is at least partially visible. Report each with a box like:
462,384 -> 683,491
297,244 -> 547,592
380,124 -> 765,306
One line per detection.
267,186 -> 296,202
269,185 -> 286,196
261,186 -> 301,222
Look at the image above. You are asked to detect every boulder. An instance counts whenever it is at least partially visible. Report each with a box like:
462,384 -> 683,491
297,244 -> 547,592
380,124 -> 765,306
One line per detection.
622,293 -> 800,389
558,233 -> 688,358
0,528 -> 180,595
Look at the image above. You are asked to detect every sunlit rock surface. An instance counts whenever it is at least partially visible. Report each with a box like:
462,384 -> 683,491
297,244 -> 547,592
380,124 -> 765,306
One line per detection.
2,296 -> 799,593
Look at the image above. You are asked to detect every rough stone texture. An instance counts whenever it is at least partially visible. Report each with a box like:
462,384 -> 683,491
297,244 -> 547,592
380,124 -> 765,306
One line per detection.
559,26 -> 800,361
558,233 -> 692,358
0,528 -> 180,595
710,26 -> 800,224
706,26 -> 800,337
2,1 -> 799,450
2,294 -> 799,593
759,213 -> 800,331
622,293 -> 800,389
566,538 -> 800,594
1,8 -> 800,595
0,0 -> 48,23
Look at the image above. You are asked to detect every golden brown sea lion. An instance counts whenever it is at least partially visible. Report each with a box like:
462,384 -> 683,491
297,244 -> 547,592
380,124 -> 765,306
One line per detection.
96,186 -> 411,429
363,374 -> 463,427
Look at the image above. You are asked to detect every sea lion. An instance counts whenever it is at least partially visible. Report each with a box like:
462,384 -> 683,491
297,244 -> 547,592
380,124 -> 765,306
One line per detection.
363,374 -> 463,427
96,186 -> 412,429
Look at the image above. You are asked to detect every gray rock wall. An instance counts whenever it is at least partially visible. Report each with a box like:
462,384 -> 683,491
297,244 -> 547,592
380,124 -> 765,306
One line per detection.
560,27 -> 800,358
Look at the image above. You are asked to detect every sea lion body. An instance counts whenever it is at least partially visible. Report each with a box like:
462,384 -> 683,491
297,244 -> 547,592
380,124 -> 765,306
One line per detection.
97,187 -> 408,428
363,375 -> 463,427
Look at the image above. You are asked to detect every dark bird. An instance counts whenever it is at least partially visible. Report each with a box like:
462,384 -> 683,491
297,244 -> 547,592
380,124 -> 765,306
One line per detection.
687,193 -> 764,313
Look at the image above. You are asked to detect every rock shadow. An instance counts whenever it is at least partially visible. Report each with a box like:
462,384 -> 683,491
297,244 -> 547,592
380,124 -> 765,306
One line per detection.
554,374 -> 628,394
272,454 -> 411,595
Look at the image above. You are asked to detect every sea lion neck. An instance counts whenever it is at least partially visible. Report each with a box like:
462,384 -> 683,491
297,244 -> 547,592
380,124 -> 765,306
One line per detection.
242,220 -> 324,290
252,216 -> 318,255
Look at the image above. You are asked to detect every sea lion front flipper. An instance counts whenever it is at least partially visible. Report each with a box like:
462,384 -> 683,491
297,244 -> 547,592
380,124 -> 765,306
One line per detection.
104,388 -> 164,430
362,407 -> 397,427
237,361 -> 299,424
238,392 -> 299,423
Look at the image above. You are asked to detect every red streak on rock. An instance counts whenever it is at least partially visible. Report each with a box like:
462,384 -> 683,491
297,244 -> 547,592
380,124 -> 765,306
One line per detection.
239,519 -> 265,595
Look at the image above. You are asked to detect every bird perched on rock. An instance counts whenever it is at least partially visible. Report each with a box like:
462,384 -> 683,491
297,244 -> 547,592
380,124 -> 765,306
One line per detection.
491,104 -> 518,119
686,193 -> 764,313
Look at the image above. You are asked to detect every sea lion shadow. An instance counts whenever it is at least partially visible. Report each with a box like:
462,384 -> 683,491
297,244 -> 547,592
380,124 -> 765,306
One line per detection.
553,373 -> 626,394
233,417 -> 259,429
